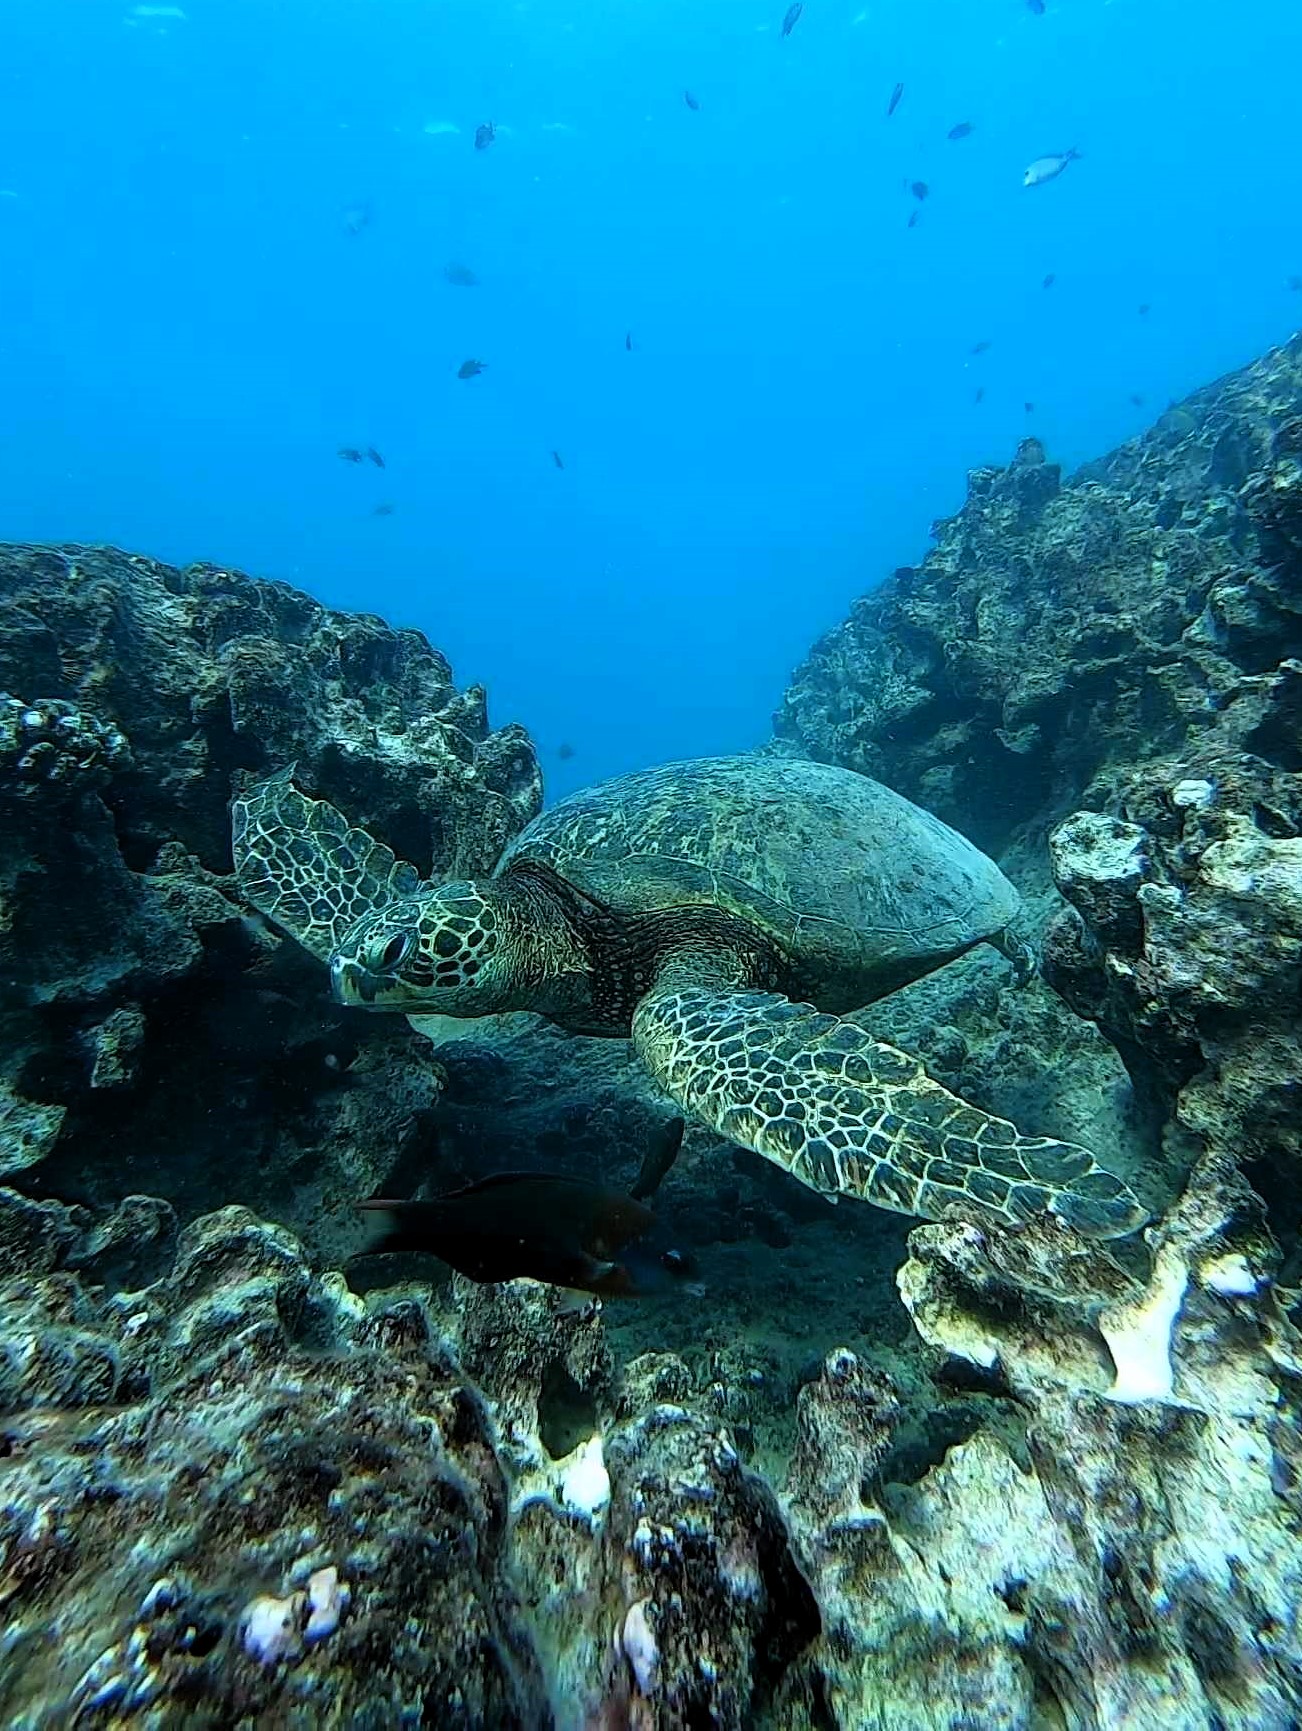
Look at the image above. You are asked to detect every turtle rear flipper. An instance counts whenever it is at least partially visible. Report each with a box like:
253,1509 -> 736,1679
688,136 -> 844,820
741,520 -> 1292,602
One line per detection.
232,768 -> 422,960
631,986 -> 1146,1240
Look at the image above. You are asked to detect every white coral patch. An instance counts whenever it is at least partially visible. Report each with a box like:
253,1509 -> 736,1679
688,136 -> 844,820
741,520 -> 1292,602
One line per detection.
1200,1252 -> 1260,1298
557,1434 -> 610,1520
1099,1242 -> 1189,1404
620,1598 -> 659,1693
305,1566 -> 349,1643
240,1593 -> 302,1664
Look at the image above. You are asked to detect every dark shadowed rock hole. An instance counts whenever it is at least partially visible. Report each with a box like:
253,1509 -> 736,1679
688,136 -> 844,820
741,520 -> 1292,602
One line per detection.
537,1359 -> 598,1459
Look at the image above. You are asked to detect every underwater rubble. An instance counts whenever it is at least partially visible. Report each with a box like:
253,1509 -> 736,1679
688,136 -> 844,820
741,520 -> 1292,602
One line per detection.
2,329 -> 1302,1727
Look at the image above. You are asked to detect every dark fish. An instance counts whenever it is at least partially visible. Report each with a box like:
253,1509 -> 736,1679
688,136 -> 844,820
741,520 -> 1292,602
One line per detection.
474,121 -> 496,151
1028,0 -> 1045,12
780,2 -> 803,36
948,122 -> 974,140
1129,394 -> 1145,407
372,503 -> 395,516
1138,303 -> 1151,316
974,387 -> 985,404
887,81 -> 904,118
366,446 -> 385,468
444,262 -> 478,287
552,450 -> 565,469
907,209 -> 920,228
625,331 -> 633,351
910,181 -> 929,201
557,742 -> 576,761
457,359 -> 487,379
684,89 -> 700,111
356,1118 -> 690,1299
342,202 -> 372,237
1024,401 -> 1035,413
1288,276 -> 1302,291
1042,272 -> 1056,288
337,447 -> 363,463
970,339 -> 991,354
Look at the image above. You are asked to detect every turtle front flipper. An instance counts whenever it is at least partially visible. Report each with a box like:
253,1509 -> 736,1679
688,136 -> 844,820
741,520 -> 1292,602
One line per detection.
631,986 -> 1146,1239
232,768 -> 422,961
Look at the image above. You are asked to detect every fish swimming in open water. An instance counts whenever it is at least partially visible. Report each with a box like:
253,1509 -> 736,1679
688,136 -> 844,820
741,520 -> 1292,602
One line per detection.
457,359 -> 487,379
355,1118 -> 691,1298
947,122 -> 973,141
684,90 -> 700,111
444,262 -> 478,287
366,446 -> 385,468
781,3 -> 803,36
1023,148 -> 1079,187
337,447 -> 363,463
474,121 -> 496,151
552,450 -> 565,469
887,81 -> 904,117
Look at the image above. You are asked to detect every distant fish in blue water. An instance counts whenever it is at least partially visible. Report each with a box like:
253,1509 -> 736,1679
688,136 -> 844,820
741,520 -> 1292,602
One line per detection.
948,122 -> 974,141
1027,0 -> 1045,12
355,1117 -> 692,1299
457,358 -> 487,379
557,741 -> 576,760
684,89 -> 700,111
974,387 -> 985,404
887,82 -> 904,117
1129,394 -> 1145,406
907,209 -> 920,228
1024,401 -> 1036,413
444,262 -> 478,287
781,3 -> 803,36
970,339 -> 991,354
1138,303 -> 1151,316
1023,148 -> 1079,187
552,450 -> 565,469
1288,276 -> 1302,291
372,503 -> 395,516
474,121 -> 496,151
1042,272 -> 1056,288
625,331 -> 634,351
337,447 -> 363,463
910,180 -> 929,201
366,446 -> 385,468
342,202 -> 372,236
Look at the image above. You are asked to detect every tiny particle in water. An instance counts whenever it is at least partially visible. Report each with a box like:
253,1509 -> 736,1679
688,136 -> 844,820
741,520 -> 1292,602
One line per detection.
366,446 -> 385,468
457,358 -> 487,379
970,340 -> 991,354
910,181 -> 929,201
474,121 -> 496,151
552,450 -> 565,469
1042,272 -> 1056,288
887,81 -> 904,117
684,90 -> 700,110
337,447 -> 363,463
781,3 -> 803,37
948,122 -> 974,141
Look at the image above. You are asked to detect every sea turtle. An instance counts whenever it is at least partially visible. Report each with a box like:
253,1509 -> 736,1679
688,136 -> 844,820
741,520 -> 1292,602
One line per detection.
232,756 -> 1144,1238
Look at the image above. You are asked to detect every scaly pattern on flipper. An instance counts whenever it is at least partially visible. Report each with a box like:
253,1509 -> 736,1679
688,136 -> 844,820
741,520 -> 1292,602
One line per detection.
232,769 -> 422,960
632,986 -> 1146,1239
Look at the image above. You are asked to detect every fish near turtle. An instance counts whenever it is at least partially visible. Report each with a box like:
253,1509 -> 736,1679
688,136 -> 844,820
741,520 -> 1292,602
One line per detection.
232,757 -> 1145,1239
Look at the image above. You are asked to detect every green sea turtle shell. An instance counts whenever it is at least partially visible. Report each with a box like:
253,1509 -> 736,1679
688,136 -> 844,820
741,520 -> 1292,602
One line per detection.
495,756 -> 1022,1012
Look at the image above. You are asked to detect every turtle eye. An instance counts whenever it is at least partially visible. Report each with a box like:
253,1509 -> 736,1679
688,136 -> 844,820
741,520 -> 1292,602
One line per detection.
368,930 -> 413,972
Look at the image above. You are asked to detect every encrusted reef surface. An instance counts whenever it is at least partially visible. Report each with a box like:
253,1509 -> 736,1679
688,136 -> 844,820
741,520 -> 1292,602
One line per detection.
0,543 -> 540,1254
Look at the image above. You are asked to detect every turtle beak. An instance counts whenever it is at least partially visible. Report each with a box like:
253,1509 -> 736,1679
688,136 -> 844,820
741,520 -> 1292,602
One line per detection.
331,957 -> 379,1007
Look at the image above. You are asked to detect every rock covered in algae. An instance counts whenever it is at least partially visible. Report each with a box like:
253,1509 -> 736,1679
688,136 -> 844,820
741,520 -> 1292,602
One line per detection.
0,542 -> 540,1254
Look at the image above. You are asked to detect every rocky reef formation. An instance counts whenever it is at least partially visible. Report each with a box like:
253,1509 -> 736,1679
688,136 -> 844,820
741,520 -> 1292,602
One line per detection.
0,544 -> 540,1255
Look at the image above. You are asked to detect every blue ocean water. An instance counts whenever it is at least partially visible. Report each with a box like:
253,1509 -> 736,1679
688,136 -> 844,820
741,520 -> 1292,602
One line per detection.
1,0 -> 1298,799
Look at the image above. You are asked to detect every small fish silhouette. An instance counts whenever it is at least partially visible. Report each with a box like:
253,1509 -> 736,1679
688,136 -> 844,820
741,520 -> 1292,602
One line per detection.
1288,276 -> 1302,291
1129,394 -> 1145,407
625,331 -> 634,351
1028,0 -> 1045,12
557,741 -> 576,761
474,121 -> 496,151
970,340 -> 991,355
552,450 -> 565,469
974,387 -> 985,404
780,2 -> 803,36
948,122 -> 974,141
1042,272 -> 1056,288
342,202 -> 372,237
1024,401 -> 1036,413
1138,303 -> 1151,316
684,89 -> 700,111
366,446 -> 385,469
444,262 -> 478,287
372,503 -> 395,516
457,359 -> 487,379
910,181 -> 929,201
887,81 -> 904,117
907,209 -> 920,228
337,447 -> 363,463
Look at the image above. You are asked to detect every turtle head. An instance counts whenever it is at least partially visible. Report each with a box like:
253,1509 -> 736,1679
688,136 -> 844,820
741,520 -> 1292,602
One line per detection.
329,881 -> 523,1016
